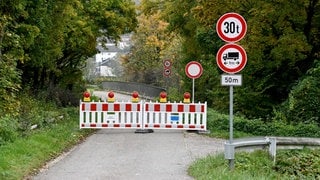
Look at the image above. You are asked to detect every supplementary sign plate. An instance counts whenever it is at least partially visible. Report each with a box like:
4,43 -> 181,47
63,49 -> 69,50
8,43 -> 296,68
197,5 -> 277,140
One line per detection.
221,74 -> 242,86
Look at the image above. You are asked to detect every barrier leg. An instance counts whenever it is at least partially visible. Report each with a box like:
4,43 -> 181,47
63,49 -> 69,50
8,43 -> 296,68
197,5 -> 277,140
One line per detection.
135,100 -> 153,133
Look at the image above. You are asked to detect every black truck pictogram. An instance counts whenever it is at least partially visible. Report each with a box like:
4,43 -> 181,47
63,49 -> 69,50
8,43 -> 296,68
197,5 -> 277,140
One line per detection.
223,52 -> 239,61
223,52 -> 240,65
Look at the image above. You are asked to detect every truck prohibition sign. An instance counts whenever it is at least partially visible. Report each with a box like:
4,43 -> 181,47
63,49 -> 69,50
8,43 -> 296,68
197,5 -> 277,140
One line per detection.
216,44 -> 247,74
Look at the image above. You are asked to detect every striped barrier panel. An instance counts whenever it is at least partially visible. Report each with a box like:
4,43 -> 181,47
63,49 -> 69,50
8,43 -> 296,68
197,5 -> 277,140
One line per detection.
80,102 -> 142,129
79,101 -> 207,131
143,102 -> 207,130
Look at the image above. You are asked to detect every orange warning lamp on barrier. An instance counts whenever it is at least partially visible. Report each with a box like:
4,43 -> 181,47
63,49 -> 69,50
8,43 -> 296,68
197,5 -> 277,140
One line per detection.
132,91 -> 139,103
159,91 -> 167,103
107,91 -> 115,102
83,91 -> 91,102
183,92 -> 191,103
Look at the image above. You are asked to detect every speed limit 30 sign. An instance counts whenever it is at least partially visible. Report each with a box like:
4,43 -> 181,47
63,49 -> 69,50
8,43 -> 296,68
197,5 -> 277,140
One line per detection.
216,12 -> 247,43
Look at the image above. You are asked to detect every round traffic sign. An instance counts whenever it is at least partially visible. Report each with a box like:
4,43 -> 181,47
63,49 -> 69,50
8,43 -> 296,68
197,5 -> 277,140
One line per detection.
185,61 -> 203,79
216,44 -> 247,74
163,68 -> 171,77
216,12 -> 247,42
163,59 -> 172,68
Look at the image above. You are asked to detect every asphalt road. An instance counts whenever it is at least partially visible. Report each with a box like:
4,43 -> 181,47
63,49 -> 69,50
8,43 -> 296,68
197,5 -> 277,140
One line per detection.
32,91 -> 225,180
33,130 -> 224,180
92,91 -> 133,102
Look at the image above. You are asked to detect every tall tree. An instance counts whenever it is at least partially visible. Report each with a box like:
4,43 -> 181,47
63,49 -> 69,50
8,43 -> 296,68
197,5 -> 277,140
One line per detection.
16,0 -> 137,91
0,0 -> 137,110
0,0 -> 36,115
148,0 -> 320,118
122,7 -> 179,86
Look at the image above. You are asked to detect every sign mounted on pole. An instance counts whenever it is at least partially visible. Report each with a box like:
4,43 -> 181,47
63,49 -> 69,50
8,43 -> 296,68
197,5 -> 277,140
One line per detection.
216,12 -> 247,43
163,59 -> 172,68
185,61 -> 203,79
221,74 -> 242,86
216,43 -> 247,74
163,59 -> 172,77
163,68 -> 171,77
216,12 -> 247,170
185,61 -> 203,103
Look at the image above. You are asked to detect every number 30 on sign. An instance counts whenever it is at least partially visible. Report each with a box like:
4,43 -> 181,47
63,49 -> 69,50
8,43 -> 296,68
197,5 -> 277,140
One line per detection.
216,12 -> 247,43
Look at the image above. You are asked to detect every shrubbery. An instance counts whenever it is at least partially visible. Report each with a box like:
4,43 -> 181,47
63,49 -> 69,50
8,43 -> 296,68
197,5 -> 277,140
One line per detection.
275,148 -> 320,178
206,109 -> 320,178
0,115 -> 19,145
207,109 -> 320,138
0,93 -> 73,145
283,60 -> 320,124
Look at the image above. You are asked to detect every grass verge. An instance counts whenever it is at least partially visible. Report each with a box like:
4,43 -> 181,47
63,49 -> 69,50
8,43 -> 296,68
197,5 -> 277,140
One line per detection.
189,109 -> 320,179
0,108 -> 94,179
188,151 -> 281,180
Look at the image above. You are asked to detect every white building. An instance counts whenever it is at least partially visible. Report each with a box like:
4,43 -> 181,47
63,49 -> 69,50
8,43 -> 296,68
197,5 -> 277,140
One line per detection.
95,34 -> 132,77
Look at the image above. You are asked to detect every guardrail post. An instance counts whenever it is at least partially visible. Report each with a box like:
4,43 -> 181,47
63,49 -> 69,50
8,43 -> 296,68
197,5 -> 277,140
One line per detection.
267,137 -> 277,165
224,142 -> 235,169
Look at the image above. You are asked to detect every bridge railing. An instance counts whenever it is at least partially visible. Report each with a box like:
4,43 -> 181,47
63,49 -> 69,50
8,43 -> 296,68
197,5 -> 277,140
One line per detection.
101,81 -> 165,98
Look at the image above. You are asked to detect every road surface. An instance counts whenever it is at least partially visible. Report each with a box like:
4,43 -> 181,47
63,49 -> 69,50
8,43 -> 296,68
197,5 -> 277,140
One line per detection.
32,91 -> 225,180
92,91 -> 134,102
33,130 -> 224,180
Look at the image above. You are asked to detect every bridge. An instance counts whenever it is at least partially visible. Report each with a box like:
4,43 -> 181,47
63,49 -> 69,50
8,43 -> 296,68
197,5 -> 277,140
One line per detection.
101,81 -> 166,98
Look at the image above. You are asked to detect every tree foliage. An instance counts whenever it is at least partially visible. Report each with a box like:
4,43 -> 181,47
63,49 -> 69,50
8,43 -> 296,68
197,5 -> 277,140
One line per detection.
135,0 -> 320,121
0,0 -> 137,114
122,6 -> 181,87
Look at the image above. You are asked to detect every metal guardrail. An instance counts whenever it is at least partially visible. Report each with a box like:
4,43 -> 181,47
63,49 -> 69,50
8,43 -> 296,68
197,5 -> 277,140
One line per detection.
225,136 -> 320,164
101,81 -> 165,98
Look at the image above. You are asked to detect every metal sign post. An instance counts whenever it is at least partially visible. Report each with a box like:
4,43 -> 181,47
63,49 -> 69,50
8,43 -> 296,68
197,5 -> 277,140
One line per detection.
216,12 -> 247,170
185,61 -> 203,103
229,85 -> 234,169
192,78 -> 195,103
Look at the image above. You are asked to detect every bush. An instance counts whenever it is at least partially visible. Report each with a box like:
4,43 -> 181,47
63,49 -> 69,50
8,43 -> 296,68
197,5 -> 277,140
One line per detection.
0,115 -> 19,145
208,109 -> 320,138
17,95 -> 62,134
286,76 -> 320,123
40,86 -> 80,107
275,148 -> 320,178
285,61 -> 320,124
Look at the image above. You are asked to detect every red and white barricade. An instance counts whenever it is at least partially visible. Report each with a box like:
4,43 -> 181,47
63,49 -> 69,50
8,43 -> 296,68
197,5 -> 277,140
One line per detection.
80,102 -> 142,129
80,101 -> 207,131
143,102 -> 206,130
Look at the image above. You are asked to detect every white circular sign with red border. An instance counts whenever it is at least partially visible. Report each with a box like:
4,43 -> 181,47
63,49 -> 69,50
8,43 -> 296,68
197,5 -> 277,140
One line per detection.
163,68 -> 171,77
163,59 -> 172,68
216,12 -> 247,42
185,61 -> 203,79
216,44 -> 247,74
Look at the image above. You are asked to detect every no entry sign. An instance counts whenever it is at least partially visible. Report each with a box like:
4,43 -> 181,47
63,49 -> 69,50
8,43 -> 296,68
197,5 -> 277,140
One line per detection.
216,12 -> 247,43
216,44 -> 247,74
185,61 -> 203,79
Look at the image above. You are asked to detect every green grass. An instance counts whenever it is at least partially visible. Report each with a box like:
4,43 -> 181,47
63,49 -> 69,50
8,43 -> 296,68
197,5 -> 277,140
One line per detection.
1,106 -> 320,179
0,108 -> 93,180
188,149 -> 320,179
188,109 -> 320,179
189,151 -> 288,180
